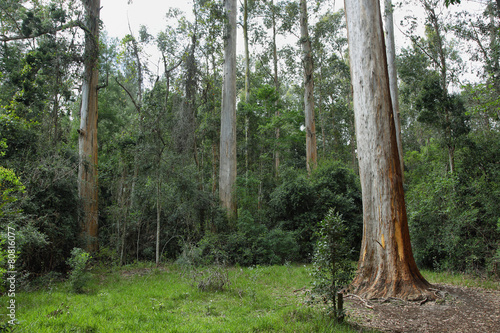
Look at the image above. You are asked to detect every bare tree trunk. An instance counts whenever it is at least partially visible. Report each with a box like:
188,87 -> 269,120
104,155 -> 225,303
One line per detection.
318,57 -> 326,156
78,0 -> 100,253
271,0 -> 280,177
244,0 -> 251,178
156,159 -> 162,266
219,0 -> 237,217
244,0 -> 250,102
383,0 -> 404,180
300,0 -> 318,173
345,0 -> 432,300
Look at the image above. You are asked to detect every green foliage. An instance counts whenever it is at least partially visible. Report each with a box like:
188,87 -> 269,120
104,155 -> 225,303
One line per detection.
0,238 -> 7,289
310,209 -> 355,320
66,248 -> 91,293
406,135 -> 500,275
269,161 -> 362,260
0,165 -> 25,217
194,209 -> 300,267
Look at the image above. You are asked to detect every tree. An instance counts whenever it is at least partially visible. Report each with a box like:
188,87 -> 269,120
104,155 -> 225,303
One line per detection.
78,0 -> 100,252
383,0 -> 403,177
344,0 -> 432,299
299,0 -> 317,173
402,0 -> 466,173
219,0 -> 237,217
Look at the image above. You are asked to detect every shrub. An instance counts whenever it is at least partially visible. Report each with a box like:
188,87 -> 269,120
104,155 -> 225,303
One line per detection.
66,248 -> 91,293
190,209 -> 300,266
310,209 -> 355,321
195,265 -> 231,292
269,161 -> 362,261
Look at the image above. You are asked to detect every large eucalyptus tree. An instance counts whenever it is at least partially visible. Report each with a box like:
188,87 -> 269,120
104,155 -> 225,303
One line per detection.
219,0 -> 237,217
299,0 -> 317,173
344,0 -> 432,299
78,0 -> 101,252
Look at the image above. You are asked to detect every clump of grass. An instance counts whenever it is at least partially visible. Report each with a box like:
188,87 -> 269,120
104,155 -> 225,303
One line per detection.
195,265 -> 230,292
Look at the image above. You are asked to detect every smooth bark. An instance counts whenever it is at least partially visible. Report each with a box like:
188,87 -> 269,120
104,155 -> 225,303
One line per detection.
78,0 -> 100,252
219,0 -> 237,217
383,0 -> 404,179
344,0 -> 432,300
300,0 -> 318,173
271,0 -> 280,177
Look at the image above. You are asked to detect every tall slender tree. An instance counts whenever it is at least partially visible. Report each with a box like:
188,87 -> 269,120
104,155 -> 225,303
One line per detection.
344,0 -> 432,299
219,0 -> 237,217
299,0 -> 317,173
383,0 -> 403,178
78,0 -> 100,252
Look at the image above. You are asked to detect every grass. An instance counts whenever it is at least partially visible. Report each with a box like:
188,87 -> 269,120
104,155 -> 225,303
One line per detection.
421,269 -> 500,290
0,263 -> 361,332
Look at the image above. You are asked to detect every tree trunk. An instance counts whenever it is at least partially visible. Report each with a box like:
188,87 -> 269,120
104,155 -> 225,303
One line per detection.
156,158 -> 162,266
219,0 -> 237,217
244,0 -> 250,103
271,0 -> 280,177
78,0 -> 100,253
244,0 -> 250,178
318,57 -> 326,156
383,0 -> 404,180
344,0 -> 432,300
300,0 -> 318,173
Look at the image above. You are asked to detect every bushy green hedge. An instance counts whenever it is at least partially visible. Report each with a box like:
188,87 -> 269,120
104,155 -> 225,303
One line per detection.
268,161 -> 362,261
189,161 -> 362,266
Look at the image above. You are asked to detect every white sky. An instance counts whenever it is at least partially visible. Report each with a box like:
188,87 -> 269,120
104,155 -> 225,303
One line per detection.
101,0 -> 486,84
101,0 -> 194,39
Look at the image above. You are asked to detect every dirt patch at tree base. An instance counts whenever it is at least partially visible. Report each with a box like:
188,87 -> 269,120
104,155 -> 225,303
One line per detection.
344,284 -> 500,332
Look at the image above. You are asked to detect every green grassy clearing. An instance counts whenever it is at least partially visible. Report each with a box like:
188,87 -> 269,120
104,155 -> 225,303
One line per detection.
1,264 -> 361,332
3,264 -> 498,332
421,269 -> 500,290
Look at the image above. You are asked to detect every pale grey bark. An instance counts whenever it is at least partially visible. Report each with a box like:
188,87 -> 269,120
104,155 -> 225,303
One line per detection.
219,0 -> 237,217
345,0 -> 430,299
383,0 -> 404,178
78,0 -> 100,252
271,0 -> 280,177
300,0 -> 317,173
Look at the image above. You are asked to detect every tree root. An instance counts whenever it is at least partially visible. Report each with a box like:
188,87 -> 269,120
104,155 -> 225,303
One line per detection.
346,294 -> 374,309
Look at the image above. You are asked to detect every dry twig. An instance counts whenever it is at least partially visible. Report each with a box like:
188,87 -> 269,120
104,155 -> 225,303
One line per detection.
346,294 -> 374,309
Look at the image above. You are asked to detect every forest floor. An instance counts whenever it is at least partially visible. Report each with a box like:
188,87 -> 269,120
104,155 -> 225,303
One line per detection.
2,264 -> 499,332
343,283 -> 500,332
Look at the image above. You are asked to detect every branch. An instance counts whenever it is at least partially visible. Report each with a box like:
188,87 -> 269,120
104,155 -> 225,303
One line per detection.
345,294 -> 374,309
115,77 -> 141,113
0,20 -> 85,42
397,24 -> 440,69
258,54 -> 274,81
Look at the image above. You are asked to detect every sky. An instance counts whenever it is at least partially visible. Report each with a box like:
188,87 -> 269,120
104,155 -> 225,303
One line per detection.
101,0 -> 194,40
100,0 -> 485,85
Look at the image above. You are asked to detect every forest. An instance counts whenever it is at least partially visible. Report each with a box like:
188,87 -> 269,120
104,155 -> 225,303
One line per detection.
0,0 -> 499,331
